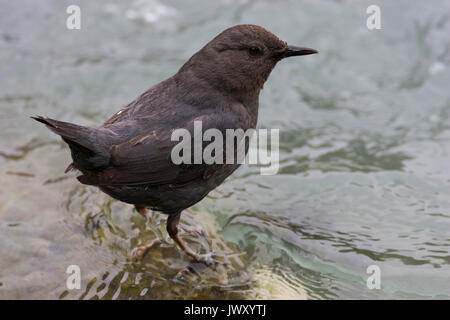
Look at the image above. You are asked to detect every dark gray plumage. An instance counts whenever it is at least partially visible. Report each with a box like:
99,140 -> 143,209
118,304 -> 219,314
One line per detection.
32,24 -> 317,264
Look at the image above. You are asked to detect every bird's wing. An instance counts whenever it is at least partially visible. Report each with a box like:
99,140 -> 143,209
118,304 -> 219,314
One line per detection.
77,114 -> 238,186
102,103 -> 133,126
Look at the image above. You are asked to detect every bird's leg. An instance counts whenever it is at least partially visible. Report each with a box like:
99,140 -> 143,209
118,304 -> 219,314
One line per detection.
131,238 -> 162,262
131,205 -> 162,261
166,213 -> 199,260
166,212 -> 217,266
178,223 -> 205,238
135,205 -> 148,219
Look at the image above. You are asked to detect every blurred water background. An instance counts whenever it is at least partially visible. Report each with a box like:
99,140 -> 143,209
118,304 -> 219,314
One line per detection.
0,0 -> 449,299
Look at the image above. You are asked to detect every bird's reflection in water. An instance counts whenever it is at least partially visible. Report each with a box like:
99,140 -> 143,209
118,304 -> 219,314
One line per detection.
58,183 -> 321,299
60,183 -> 257,299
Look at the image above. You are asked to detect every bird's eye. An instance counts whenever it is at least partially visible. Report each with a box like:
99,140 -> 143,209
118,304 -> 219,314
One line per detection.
248,47 -> 263,56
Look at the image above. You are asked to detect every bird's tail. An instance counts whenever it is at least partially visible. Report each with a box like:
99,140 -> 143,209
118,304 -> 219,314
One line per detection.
31,116 -> 111,171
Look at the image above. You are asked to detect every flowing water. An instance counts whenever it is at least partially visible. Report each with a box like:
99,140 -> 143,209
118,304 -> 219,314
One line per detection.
0,0 -> 449,299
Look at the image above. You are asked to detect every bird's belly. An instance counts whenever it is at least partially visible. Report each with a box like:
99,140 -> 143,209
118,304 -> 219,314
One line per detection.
99,164 -> 239,214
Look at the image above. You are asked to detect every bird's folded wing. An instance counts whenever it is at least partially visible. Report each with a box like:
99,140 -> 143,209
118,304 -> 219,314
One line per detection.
77,115 -> 234,186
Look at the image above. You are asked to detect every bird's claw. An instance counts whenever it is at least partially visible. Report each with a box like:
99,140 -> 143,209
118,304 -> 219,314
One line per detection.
173,253 -> 230,280
192,252 -> 230,267
130,238 -> 162,261
130,247 -> 146,262
179,224 -> 205,238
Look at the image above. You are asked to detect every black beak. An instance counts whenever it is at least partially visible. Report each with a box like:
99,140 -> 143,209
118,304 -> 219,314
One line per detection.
283,45 -> 318,58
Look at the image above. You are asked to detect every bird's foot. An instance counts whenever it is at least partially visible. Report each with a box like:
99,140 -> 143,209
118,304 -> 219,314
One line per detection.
130,238 -> 162,261
179,223 -> 205,238
191,252 -> 230,267
173,252 -> 230,280
135,205 -> 148,219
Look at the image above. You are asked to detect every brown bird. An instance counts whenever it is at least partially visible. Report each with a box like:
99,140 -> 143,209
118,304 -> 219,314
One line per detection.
32,24 -> 317,265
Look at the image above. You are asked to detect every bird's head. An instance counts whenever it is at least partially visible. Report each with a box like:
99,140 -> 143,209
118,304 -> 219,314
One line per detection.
178,24 -> 317,96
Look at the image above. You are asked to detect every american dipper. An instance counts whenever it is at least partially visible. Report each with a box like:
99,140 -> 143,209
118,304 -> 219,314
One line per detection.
32,24 -> 317,265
